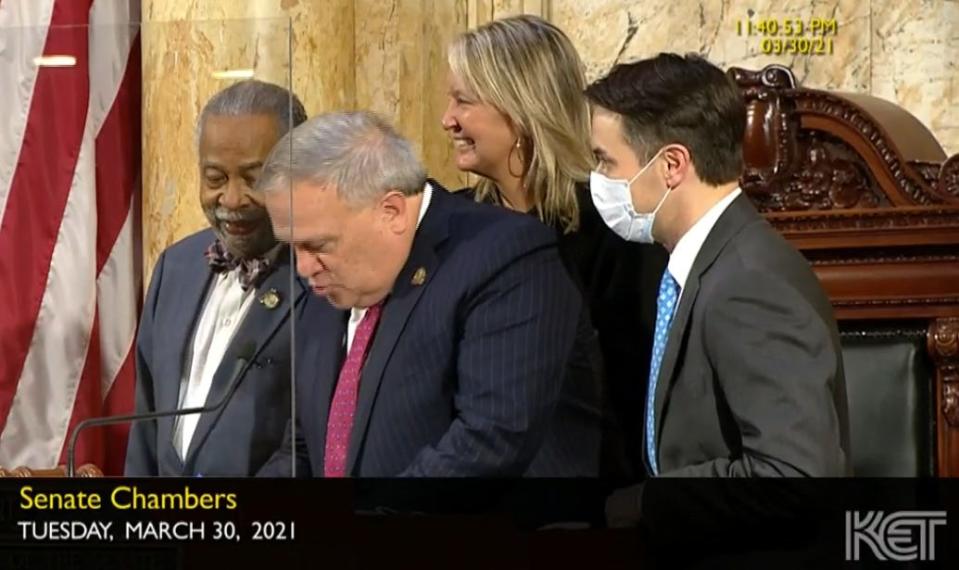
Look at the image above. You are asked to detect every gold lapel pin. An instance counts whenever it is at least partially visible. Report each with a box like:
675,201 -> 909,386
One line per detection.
411,267 -> 427,286
259,288 -> 281,309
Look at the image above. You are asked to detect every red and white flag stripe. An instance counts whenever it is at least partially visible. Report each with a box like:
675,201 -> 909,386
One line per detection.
0,0 -> 141,475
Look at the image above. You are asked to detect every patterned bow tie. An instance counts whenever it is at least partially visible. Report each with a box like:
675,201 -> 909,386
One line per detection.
205,240 -> 272,291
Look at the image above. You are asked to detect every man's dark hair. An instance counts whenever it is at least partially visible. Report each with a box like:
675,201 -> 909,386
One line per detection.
584,53 -> 746,186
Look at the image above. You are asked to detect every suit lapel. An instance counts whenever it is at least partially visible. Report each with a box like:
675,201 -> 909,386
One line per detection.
653,194 -> 758,442
158,249 -> 214,471
345,185 -> 451,473
183,252 -> 307,467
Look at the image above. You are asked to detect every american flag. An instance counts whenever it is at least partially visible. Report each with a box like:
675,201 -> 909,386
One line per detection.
0,0 -> 141,475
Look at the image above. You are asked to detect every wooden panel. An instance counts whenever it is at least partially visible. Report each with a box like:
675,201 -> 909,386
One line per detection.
817,260 -> 959,320
930,318 -> 959,477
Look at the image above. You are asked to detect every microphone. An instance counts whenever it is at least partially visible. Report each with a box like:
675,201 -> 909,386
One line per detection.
66,341 -> 258,477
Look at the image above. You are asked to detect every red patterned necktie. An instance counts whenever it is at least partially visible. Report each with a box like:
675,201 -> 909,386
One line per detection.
324,302 -> 384,477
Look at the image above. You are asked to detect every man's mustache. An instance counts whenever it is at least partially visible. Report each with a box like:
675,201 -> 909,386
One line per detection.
212,207 -> 267,223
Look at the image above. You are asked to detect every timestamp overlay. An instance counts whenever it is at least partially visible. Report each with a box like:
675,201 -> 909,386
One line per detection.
737,16 -> 839,56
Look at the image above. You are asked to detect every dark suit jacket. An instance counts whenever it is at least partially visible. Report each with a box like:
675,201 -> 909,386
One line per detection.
460,185 -> 668,481
258,184 -> 599,477
563,187 -> 667,482
651,194 -> 850,477
125,229 -> 306,476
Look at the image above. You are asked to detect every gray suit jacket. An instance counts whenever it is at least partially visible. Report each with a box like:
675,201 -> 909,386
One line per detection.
651,194 -> 850,477
125,229 -> 306,476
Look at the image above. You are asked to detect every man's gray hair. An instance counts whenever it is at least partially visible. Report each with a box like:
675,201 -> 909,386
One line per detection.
257,111 -> 428,204
197,79 -> 308,146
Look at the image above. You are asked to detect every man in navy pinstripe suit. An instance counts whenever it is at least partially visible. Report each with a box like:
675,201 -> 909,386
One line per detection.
255,111 -> 601,477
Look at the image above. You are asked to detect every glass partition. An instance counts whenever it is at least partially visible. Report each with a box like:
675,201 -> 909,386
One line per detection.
138,17 -> 296,478
0,17 -> 295,478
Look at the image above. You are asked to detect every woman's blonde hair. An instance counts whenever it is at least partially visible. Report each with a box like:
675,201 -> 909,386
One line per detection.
448,15 -> 593,233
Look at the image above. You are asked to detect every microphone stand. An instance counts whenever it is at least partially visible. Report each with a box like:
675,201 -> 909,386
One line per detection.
66,344 -> 256,477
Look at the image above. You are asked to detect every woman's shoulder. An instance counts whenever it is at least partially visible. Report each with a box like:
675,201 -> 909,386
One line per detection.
453,186 -> 479,201
572,182 -> 603,234
570,182 -> 669,268
568,181 -> 614,247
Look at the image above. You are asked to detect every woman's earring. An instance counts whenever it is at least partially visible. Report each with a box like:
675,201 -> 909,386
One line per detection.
508,137 -> 526,178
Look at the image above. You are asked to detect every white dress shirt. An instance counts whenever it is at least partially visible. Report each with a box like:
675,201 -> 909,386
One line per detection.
347,182 -> 433,350
667,188 -> 742,303
174,267 -> 257,459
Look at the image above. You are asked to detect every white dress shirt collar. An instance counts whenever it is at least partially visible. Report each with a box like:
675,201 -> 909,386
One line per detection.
667,188 -> 742,290
417,181 -> 433,228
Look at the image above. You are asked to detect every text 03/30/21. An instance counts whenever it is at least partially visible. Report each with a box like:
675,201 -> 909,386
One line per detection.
18,520 -> 296,542
760,37 -> 834,56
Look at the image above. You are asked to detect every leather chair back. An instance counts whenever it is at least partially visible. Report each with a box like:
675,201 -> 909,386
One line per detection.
841,324 -> 933,476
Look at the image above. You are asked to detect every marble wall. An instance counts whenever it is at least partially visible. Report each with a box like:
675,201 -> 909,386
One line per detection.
141,0 -> 958,279
141,0 -> 354,279
552,0 -> 958,156
140,0 -> 547,279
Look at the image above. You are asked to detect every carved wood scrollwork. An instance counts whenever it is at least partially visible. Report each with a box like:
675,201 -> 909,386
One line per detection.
730,64 -> 954,213
792,91 -> 938,206
911,160 -> 944,188
929,318 -> 959,428
938,155 -> 959,200
731,68 -> 889,212
728,66 -> 800,211
763,131 -> 886,211
767,207 -> 959,233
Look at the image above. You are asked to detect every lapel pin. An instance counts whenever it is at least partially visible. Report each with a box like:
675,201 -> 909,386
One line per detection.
259,288 -> 281,310
411,267 -> 427,286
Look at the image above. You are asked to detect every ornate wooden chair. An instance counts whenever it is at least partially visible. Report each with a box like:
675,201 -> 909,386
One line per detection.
731,64 -> 959,476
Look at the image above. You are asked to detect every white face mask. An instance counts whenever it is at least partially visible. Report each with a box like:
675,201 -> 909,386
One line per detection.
589,149 -> 671,243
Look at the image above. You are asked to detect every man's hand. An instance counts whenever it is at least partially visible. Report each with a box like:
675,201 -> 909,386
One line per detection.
605,483 -> 644,528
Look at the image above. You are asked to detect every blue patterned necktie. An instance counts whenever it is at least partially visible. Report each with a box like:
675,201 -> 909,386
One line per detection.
646,269 -> 679,476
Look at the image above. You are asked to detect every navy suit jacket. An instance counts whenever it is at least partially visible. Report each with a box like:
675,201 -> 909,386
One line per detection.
125,229 -> 306,476
259,185 -> 600,477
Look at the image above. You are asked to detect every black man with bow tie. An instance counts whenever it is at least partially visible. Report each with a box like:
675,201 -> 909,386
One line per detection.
125,81 -> 308,476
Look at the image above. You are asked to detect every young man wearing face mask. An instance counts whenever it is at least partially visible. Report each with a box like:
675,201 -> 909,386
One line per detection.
125,81 -> 308,476
585,54 -> 851,527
